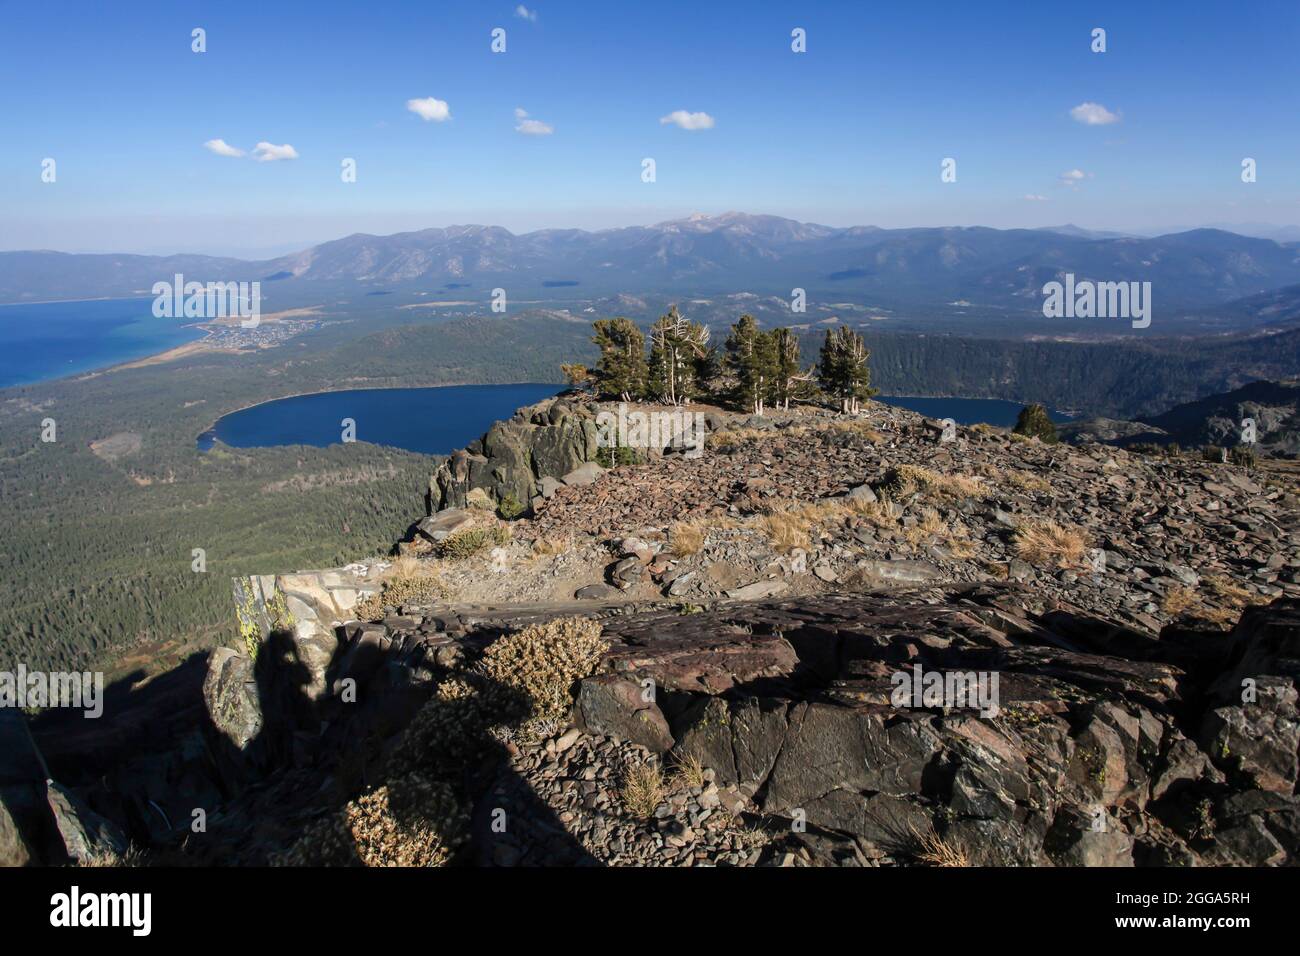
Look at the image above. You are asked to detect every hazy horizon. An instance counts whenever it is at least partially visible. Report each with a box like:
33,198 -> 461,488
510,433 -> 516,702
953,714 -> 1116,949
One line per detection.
4,0 -> 1298,257
6,210 -> 1300,262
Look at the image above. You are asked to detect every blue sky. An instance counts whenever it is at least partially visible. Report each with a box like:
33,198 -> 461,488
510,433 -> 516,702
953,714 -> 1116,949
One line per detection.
1,0 -> 1297,255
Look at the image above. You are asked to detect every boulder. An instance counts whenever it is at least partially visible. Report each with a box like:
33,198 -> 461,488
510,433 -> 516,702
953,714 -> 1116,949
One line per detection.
561,462 -> 606,488
608,557 -> 643,590
47,782 -> 127,864
1044,806 -> 1135,866
539,476 -> 563,500
855,560 -> 941,584
415,509 -> 476,544
846,483 -> 877,504
725,580 -> 788,601
203,648 -> 262,752
604,621 -> 799,695
1201,690 -> 1300,794
574,675 -> 674,752
574,583 -> 621,601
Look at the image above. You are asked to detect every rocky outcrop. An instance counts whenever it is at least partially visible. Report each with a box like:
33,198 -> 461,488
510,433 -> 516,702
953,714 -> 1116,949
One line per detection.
430,396 -> 604,514
571,588 -> 1300,866
25,580 -> 1299,867
427,395 -> 708,517
2,708 -> 129,866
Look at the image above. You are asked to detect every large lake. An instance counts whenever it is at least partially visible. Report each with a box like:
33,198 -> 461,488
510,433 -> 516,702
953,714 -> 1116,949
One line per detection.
200,386 -> 1072,455
0,298 -> 203,388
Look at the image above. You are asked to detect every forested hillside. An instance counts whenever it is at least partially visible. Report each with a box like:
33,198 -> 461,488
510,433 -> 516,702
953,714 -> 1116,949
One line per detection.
857,327 -> 1300,417
0,315 -> 595,674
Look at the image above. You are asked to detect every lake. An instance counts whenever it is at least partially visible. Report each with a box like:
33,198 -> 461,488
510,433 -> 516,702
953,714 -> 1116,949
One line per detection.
200,386 -> 1073,455
199,384 -> 564,454
0,298 -> 204,388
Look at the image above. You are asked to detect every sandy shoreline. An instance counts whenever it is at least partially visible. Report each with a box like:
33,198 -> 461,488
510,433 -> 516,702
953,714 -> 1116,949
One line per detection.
74,307 -> 324,378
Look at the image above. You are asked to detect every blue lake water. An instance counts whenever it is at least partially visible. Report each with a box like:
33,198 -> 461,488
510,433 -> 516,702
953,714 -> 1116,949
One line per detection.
199,384 -> 564,455
876,395 -> 1073,428
201,386 -> 1073,455
0,298 -> 204,388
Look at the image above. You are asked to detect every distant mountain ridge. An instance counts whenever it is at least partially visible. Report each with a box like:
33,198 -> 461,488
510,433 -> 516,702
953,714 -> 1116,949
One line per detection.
3,213 -> 1300,318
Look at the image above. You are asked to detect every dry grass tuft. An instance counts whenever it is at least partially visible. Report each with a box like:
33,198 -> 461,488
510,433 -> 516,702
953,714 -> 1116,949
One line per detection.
845,490 -> 899,526
889,464 -> 987,501
819,418 -> 885,442
1203,574 -> 1260,607
668,519 -> 708,556
707,427 -> 776,451
437,523 -> 511,560
669,750 -> 708,790
1161,585 -> 1197,617
1004,469 -> 1053,494
531,534 -> 571,557
1192,574 -> 1269,628
77,845 -> 145,867
910,825 -> 971,867
752,498 -> 846,552
757,504 -> 815,553
620,761 -> 666,819
1012,519 -> 1090,569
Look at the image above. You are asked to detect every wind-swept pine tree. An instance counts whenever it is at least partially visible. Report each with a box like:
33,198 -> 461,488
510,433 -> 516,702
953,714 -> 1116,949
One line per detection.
771,327 -> 815,410
817,326 -> 877,413
647,305 -> 710,405
724,314 -> 779,415
591,317 -> 648,401
560,363 -> 591,389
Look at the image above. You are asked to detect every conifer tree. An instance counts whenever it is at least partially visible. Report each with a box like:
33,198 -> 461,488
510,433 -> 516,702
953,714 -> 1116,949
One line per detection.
1013,403 -> 1059,443
724,314 -> 778,415
817,327 -> 877,413
591,317 -> 647,401
693,343 -> 723,401
771,327 -> 815,410
647,305 -> 710,405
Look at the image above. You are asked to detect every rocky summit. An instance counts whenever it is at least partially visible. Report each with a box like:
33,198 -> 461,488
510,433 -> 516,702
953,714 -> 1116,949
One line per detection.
7,394 -> 1299,868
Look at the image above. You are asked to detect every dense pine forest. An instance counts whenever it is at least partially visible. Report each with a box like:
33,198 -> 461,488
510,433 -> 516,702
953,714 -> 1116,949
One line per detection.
0,315 -> 596,675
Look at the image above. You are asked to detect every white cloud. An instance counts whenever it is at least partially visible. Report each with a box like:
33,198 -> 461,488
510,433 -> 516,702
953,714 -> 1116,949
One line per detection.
251,142 -> 299,162
515,5 -> 538,22
659,110 -> 715,131
407,97 -> 451,122
1069,101 -> 1120,125
514,108 -> 553,136
1058,169 -> 1092,188
203,138 -> 244,158
1023,194 -> 1050,202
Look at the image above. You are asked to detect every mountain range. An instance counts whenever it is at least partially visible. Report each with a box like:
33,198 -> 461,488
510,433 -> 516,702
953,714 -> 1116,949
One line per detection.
4,213 -> 1300,327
